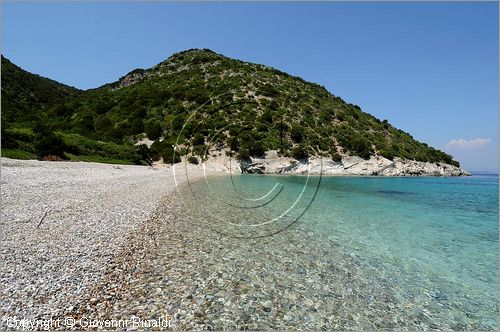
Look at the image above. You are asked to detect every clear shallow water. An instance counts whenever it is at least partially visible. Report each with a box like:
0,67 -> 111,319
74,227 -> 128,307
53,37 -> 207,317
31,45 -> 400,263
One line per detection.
186,174 -> 498,329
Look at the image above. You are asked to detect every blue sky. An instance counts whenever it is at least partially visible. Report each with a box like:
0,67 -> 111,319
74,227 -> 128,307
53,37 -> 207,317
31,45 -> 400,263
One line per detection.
2,2 -> 498,172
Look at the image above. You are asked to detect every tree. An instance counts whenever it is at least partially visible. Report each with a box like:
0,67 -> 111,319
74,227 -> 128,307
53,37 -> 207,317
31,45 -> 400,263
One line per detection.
192,133 -> 205,146
135,144 -> 152,165
1,114 -> 16,149
188,156 -> 199,165
33,125 -> 66,160
379,149 -> 394,160
144,120 -> 162,140
150,140 -> 180,164
75,114 -> 95,136
192,144 -> 208,159
249,141 -> 265,157
128,117 -> 144,135
291,145 -> 308,160
290,126 -> 303,143
236,148 -> 250,161
330,150 -> 342,162
260,110 -> 273,123
354,137 -> 371,159
160,144 -> 180,164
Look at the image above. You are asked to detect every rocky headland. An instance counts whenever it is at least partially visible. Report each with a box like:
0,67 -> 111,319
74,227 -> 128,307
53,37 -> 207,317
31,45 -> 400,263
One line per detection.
204,150 -> 470,177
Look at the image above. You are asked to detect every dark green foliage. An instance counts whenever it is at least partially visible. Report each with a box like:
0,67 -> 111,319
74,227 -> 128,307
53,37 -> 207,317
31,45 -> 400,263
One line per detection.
1,148 -> 36,159
192,133 -> 205,146
161,145 -> 180,164
330,150 -> 342,162
135,144 -> 152,165
236,148 -> 251,161
1,56 -> 80,125
188,156 -> 199,165
258,84 -> 279,98
144,120 -> 162,140
192,145 -> 208,159
150,140 -> 180,164
291,145 -> 308,160
290,126 -> 303,143
353,137 -> 372,160
33,123 -> 66,160
34,134 -> 66,160
379,149 -> 395,161
61,133 -> 144,163
260,110 -> 273,123
1,123 -> 34,150
149,141 -> 162,161
249,141 -> 265,158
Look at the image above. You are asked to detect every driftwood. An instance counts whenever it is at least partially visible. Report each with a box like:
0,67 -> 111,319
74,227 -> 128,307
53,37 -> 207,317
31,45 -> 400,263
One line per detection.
36,208 -> 51,228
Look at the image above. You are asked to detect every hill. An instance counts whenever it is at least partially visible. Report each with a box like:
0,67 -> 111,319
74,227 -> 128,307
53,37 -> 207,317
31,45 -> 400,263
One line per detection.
1,49 -> 461,169
1,56 -> 80,124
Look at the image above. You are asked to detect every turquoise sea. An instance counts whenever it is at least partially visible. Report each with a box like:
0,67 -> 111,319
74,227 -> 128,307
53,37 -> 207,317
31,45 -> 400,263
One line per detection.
183,174 -> 498,329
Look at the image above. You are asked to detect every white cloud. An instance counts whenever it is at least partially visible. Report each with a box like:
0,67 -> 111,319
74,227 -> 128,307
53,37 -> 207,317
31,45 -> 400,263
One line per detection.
446,138 -> 492,149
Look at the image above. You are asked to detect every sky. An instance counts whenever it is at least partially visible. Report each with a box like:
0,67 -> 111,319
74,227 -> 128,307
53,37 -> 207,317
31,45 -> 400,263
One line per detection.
2,2 -> 498,172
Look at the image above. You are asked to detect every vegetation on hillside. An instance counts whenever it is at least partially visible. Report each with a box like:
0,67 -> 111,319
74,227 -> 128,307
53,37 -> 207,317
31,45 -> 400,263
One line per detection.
1,50 -> 459,167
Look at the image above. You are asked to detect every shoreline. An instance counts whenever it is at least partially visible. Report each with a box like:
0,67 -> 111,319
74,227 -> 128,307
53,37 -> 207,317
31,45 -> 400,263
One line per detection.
1,152 -> 470,177
59,178 -> 404,330
0,158 -> 494,330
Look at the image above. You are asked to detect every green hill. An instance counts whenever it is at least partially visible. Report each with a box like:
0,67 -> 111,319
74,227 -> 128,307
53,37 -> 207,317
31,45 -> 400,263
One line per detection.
1,56 -> 80,124
1,49 -> 459,167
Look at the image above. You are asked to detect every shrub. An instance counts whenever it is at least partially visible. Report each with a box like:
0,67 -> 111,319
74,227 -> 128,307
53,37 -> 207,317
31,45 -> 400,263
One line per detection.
353,137 -> 372,159
258,84 -> 279,98
192,133 -> 205,146
260,110 -> 273,123
1,148 -> 36,160
144,120 -> 162,140
290,126 -> 303,143
249,141 -> 265,157
379,149 -> 394,160
149,141 -> 162,161
236,148 -> 250,161
192,144 -> 207,159
160,144 -> 180,164
34,132 -> 66,160
61,132 -> 138,162
188,156 -> 199,165
128,117 -> 144,135
135,144 -> 152,165
291,145 -> 308,160
256,123 -> 269,133
330,151 -> 342,162
150,140 -> 180,164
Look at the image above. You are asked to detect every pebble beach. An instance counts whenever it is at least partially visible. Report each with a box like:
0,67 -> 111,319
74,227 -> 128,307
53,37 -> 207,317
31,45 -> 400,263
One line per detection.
0,158 -> 203,329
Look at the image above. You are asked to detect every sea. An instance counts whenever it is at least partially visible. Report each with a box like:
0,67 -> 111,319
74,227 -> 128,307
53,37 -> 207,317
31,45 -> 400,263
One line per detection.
180,173 -> 498,329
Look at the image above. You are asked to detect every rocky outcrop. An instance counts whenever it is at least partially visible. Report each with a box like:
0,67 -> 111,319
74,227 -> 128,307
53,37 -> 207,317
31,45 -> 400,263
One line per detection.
240,161 -> 265,174
234,152 -> 470,176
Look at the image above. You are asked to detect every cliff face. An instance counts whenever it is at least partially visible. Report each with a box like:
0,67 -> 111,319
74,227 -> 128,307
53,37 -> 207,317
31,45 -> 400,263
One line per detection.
236,153 -> 470,176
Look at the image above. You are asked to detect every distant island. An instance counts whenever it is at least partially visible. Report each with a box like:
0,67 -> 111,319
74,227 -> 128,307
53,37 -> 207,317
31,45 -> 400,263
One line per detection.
1,49 -> 468,176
